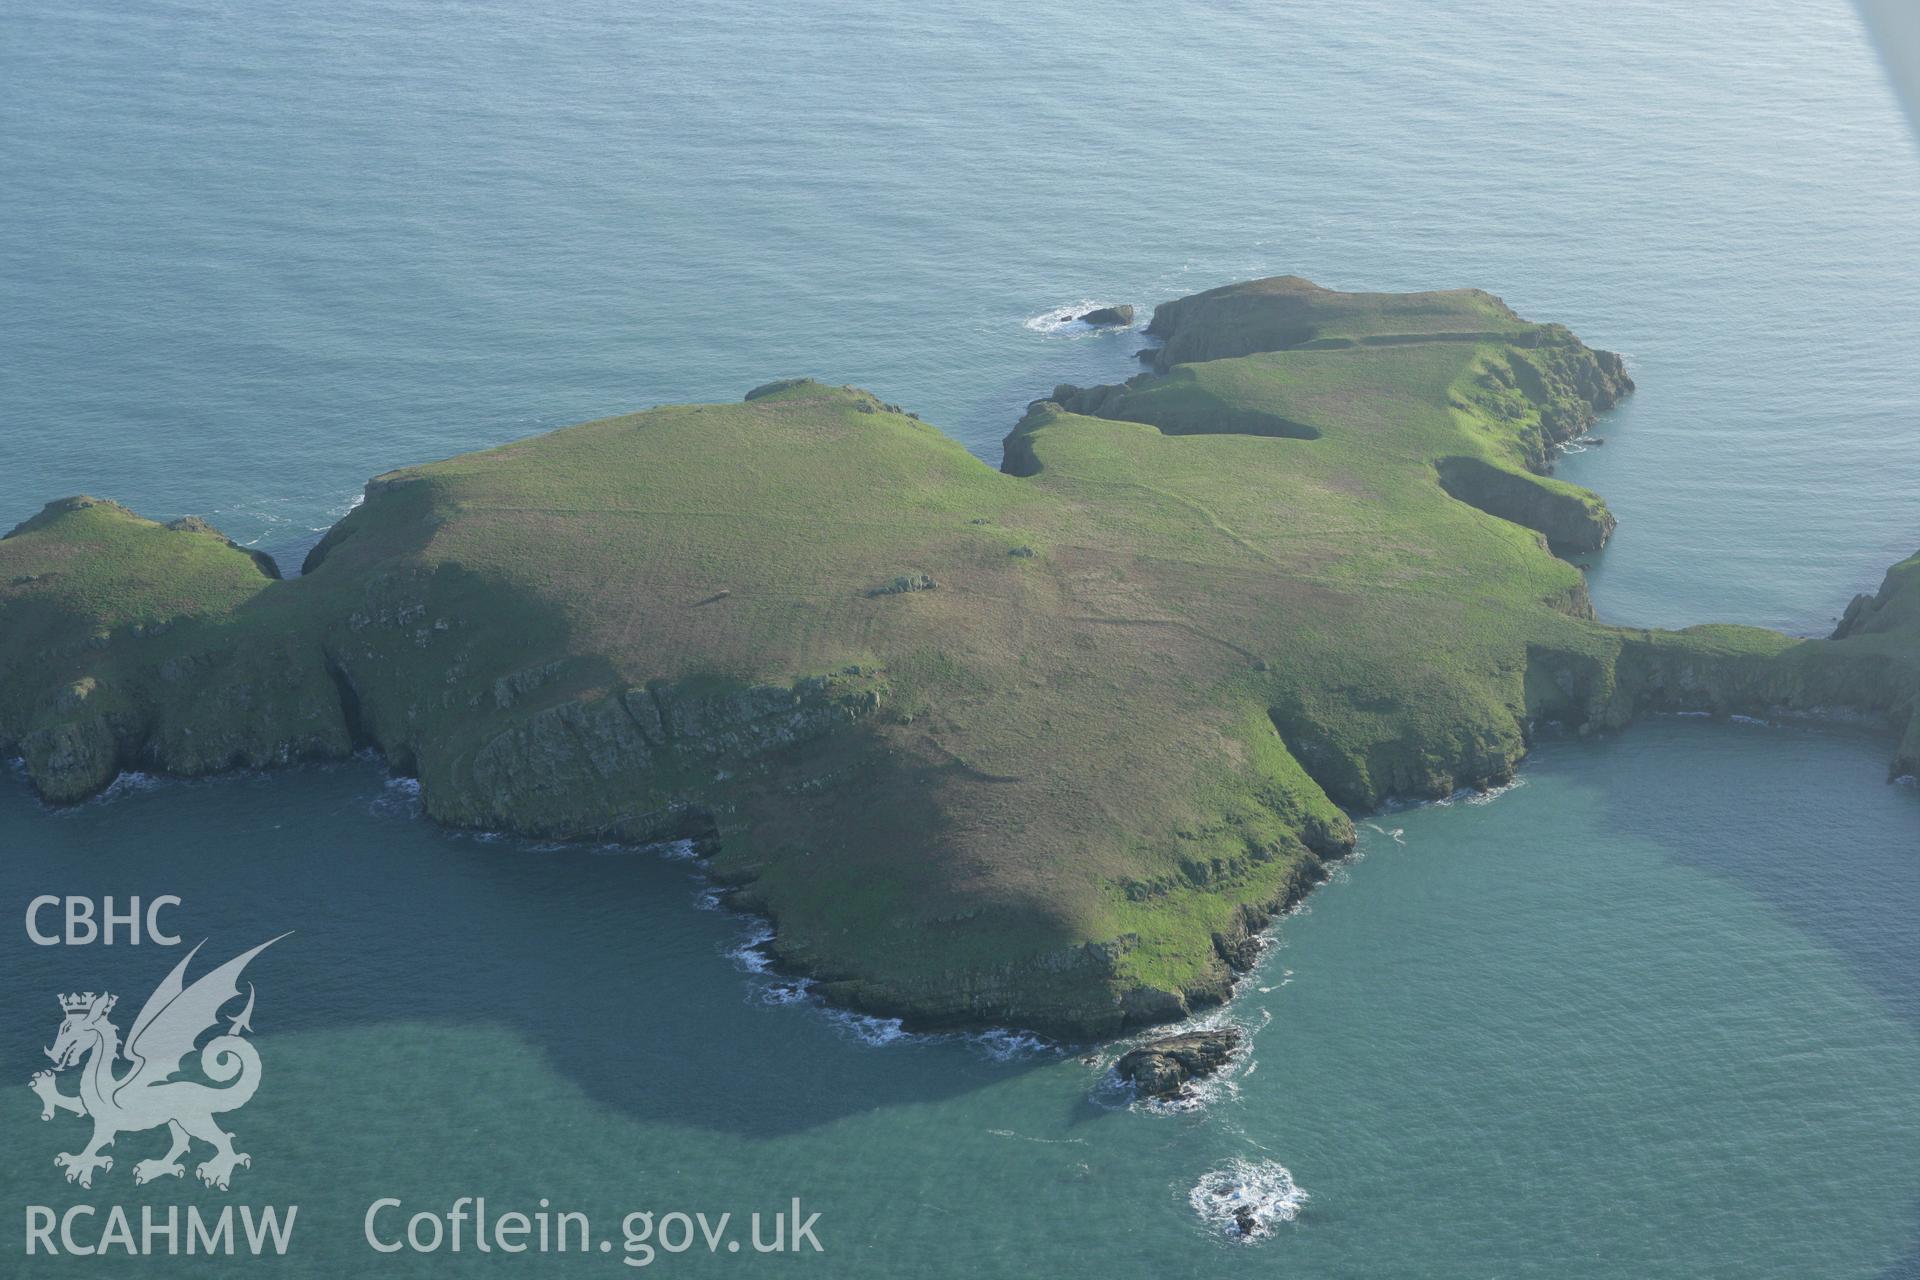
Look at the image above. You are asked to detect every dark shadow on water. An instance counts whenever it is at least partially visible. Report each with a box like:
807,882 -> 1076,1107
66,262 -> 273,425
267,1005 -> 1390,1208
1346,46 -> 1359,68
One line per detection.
946,326 -> 1156,469
0,762 -> 1052,1141
1572,719 -> 1920,1031
1881,1203 -> 1920,1280
1887,1252 -> 1920,1279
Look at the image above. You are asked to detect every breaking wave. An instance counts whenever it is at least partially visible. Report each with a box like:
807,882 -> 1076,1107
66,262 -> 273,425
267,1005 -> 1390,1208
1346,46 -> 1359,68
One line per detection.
1463,776 -> 1526,806
725,921 -> 777,974
1363,820 -> 1407,845
1095,1011 -> 1264,1115
658,841 -> 1058,1061
368,774 -> 423,818
826,1009 -> 912,1047
1023,300 -> 1137,334
816,1006 -> 1057,1059
1189,1159 -> 1308,1241
757,978 -> 816,1006
96,771 -> 165,802
969,1027 -> 1052,1062
1137,1061 -> 1240,1115
1424,775 -> 1528,810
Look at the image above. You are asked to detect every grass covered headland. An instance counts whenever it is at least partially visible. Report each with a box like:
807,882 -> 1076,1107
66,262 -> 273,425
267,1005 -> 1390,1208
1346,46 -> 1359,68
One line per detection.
3,277 -> 1915,1037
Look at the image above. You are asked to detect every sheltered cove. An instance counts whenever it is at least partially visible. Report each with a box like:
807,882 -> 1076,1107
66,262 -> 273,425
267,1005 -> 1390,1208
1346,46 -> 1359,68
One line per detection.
2,277 -> 1915,1038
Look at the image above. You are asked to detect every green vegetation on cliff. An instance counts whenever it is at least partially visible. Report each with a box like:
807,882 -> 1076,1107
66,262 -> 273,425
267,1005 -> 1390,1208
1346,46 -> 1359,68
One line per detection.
1829,551 -> 1920,777
2,279 -> 1913,1037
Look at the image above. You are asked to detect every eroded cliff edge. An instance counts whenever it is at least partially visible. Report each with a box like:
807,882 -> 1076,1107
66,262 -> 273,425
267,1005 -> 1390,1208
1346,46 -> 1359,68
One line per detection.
1,278 -> 1913,1039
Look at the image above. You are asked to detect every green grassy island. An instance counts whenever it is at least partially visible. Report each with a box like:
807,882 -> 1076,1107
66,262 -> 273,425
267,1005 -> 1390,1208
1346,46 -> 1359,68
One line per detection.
3,277 -> 1915,1037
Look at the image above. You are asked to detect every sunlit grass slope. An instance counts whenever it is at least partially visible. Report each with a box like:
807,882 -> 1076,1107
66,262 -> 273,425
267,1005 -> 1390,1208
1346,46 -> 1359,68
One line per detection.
2,281 -> 1912,1035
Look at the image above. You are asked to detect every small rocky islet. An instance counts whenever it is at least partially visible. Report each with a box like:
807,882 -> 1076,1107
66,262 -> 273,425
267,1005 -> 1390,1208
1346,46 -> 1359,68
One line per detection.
2,275 -> 1914,1040
1114,1027 -> 1244,1099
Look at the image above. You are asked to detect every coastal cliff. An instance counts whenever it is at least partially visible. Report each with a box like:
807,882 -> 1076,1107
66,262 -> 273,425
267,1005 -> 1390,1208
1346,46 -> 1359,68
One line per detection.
2,279 -> 1913,1038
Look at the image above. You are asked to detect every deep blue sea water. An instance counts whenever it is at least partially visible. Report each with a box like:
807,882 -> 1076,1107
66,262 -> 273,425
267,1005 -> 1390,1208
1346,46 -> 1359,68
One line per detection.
2,1 -> 1917,1275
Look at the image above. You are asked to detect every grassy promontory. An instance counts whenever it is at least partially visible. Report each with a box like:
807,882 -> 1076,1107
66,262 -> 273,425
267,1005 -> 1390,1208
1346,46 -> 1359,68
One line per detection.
2,279 -> 1914,1037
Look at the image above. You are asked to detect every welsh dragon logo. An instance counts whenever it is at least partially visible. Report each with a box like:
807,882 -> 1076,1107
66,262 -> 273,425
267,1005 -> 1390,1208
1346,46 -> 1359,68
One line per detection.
27,936 -> 286,1191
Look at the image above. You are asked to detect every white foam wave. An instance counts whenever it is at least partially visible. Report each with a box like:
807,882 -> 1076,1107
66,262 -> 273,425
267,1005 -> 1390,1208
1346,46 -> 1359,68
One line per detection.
700,889 -> 1056,1060
1105,1015 -> 1257,1115
753,990 -> 1052,1059
1023,300 -> 1138,335
967,1028 -> 1052,1062
1428,777 -> 1526,809
368,774 -> 424,818
985,1128 -> 1087,1146
1256,975 -> 1294,994
756,978 -> 816,1007
726,922 -> 777,973
826,1009 -> 911,1047
1085,1071 -> 1140,1110
1189,1159 -> 1308,1240
95,771 -> 164,802
1464,776 -> 1526,805
1145,1071 -> 1241,1115
728,947 -> 773,974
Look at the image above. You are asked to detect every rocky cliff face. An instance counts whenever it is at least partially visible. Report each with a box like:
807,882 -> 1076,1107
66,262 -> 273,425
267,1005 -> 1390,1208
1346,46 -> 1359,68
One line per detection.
2,281 -> 1913,1042
1524,610 -> 1920,779
1435,456 -> 1616,555
1138,276 -> 1632,418
427,674 -> 886,841
1457,332 -> 1634,463
0,499 -> 352,802
1032,278 -> 1631,560
1833,553 -> 1920,641
1823,552 -> 1920,779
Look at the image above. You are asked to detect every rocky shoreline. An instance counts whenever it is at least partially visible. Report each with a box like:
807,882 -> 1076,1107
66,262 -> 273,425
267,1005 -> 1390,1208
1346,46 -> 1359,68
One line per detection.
2,276 -> 1914,1040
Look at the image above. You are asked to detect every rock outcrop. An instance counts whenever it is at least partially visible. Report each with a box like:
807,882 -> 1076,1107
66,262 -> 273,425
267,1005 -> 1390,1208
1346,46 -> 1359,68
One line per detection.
1833,552 -> 1920,641
1115,1028 -> 1243,1097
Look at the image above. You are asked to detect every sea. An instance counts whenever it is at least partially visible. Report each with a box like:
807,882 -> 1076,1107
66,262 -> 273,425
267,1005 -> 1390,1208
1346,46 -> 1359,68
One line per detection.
1,1 -> 1916,1275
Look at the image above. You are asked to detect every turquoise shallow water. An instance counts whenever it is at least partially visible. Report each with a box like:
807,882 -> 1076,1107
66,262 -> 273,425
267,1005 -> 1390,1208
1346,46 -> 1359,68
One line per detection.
2,727 -> 1915,1277
2,0 -> 1918,1275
